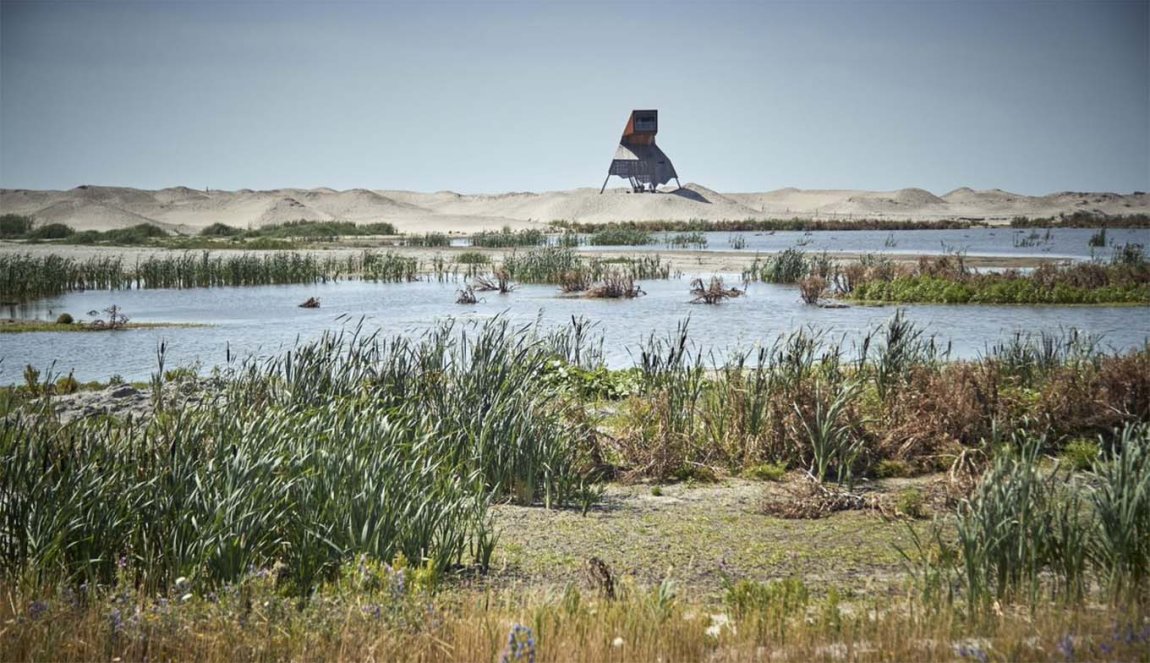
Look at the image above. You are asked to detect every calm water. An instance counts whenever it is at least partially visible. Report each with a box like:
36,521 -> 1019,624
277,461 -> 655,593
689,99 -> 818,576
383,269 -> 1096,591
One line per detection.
460,227 -> 1150,259
3,275 -> 1147,384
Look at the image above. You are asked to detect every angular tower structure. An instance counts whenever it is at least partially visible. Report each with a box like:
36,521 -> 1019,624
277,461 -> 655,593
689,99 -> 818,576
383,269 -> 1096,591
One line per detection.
600,110 -> 681,193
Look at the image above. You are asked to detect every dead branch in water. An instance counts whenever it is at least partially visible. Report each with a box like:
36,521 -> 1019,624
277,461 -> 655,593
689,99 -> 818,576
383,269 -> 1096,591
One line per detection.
473,268 -> 515,294
455,286 -> 479,304
690,276 -> 744,304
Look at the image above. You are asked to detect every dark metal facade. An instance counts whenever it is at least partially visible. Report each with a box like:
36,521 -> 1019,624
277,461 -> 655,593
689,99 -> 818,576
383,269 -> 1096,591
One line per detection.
601,110 -> 681,193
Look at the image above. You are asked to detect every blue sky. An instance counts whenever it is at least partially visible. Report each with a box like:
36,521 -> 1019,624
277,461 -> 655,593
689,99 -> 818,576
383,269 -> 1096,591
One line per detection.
1,0 -> 1147,194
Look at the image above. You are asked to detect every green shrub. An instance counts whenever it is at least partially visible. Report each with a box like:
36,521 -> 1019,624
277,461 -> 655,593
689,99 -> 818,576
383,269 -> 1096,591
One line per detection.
55,313 -> 74,325
455,251 -> 490,265
895,487 -> 927,519
0,214 -> 34,237
1061,438 -> 1100,471
27,223 -> 74,240
55,373 -> 80,395
199,223 -> 242,237
875,459 -> 911,478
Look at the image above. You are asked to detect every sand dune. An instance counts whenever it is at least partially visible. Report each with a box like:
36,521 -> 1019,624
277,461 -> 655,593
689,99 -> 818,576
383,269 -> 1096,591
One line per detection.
1,184 -> 1145,234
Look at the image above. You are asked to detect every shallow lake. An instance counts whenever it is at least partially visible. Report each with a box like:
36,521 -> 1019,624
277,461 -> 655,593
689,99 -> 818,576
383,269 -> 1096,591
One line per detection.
3,275 -> 1147,384
488,227 -> 1150,259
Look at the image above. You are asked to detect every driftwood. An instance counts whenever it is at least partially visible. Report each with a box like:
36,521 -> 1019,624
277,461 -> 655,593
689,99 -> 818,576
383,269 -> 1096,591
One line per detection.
690,276 -> 744,304
298,297 -> 320,309
456,286 -> 479,304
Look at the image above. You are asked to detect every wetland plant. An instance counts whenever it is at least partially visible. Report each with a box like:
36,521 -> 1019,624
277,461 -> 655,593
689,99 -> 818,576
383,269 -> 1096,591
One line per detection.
586,272 -> 644,299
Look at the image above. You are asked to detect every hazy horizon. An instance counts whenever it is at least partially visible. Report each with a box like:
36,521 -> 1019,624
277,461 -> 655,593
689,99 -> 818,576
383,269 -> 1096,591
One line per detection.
2,0 -> 1147,195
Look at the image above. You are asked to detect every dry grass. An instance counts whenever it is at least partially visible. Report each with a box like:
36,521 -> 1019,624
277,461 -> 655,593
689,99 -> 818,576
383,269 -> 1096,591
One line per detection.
3,581 -> 1146,662
587,272 -> 644,299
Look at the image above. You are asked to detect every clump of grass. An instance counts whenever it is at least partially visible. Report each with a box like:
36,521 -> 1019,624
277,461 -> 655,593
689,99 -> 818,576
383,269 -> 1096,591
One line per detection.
904,423 -> 1150,610
405,232 -> 450,247
874,459 -> 912,478
470,227 -> 545,248
588,226 -> 652,246
895,487 -> 927,519
586,272 -> 644,299
759,248 -> 809,283
666,231 -> 707,249
1061,438 -> 1100,471
743,462 -> 787,482
454,251 -> 489,265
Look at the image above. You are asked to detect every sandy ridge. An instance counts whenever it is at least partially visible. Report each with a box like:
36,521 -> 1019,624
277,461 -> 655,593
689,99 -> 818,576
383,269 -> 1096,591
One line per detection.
2,183 -> 1146,234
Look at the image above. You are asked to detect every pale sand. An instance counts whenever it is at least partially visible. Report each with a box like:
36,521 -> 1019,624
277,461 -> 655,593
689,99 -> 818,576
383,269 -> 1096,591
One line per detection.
1,184 -> 1145,234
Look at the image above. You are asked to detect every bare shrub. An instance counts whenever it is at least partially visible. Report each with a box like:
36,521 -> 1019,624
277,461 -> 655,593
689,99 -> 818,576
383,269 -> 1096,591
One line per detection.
558,270 -> 592,293
474,268 -> 515,294
587,272 -> 644,299
456,286 -> 478,304
690,276 -> 743,304
798,276 -> 826,305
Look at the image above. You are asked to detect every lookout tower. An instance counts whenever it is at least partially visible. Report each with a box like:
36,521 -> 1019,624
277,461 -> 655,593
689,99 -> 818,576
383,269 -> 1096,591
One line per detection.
600,109 -> 681,194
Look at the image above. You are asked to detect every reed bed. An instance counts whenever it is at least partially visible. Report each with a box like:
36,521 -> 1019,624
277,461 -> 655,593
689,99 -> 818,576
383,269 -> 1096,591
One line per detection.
607,314 -> 1148,484
469,228 -> 545,248
403,232 -> 451,247
0,318 -> 601,594
0,253 -> 131,301
501,247 -> 673,284
848,249 -> 1149,304
665,231 -> 708,249
1,250 -> 442,302
588,227 -> 653,246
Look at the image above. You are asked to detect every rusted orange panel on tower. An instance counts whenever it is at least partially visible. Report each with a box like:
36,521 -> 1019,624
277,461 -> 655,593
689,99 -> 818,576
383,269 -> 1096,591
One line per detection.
602,109 -> 680,193
622,110 -> 658,146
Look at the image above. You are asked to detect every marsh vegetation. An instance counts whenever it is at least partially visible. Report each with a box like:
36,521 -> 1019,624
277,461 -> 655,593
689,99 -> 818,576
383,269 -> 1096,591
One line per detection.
2,314 -> 1147,660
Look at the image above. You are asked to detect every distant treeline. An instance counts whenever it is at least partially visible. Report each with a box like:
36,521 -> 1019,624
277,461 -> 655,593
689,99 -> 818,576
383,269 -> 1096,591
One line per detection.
0,216 -> 400,246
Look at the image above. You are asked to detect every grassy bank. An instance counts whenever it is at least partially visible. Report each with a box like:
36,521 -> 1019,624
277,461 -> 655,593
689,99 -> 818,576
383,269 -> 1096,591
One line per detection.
0,320 -> 205,333
745,245 -> 1150,305
2,316 -> 1147,660
0,247 -> 675,302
